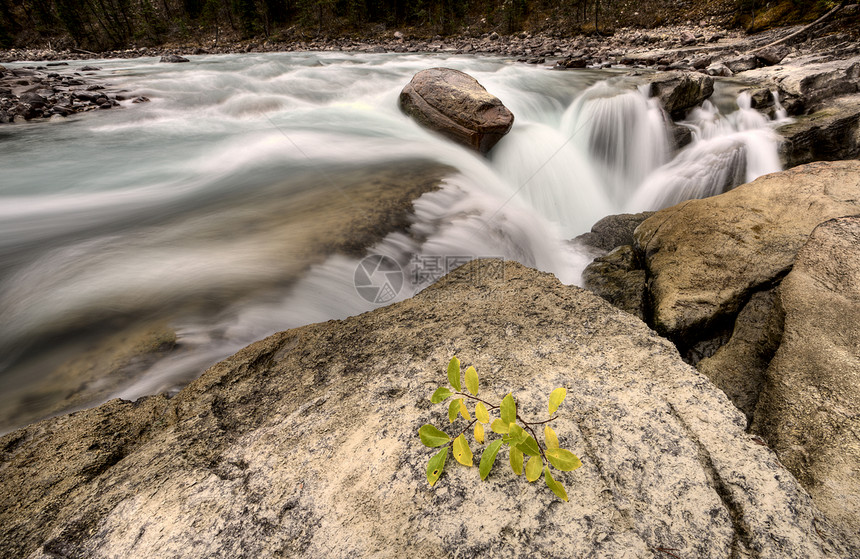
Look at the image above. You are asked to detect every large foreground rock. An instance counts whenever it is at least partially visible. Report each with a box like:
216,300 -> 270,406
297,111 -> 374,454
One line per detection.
696,288 -> 782,420
634,161 -> 860,345
0,260 -> 854,558
752,216 -> 860,546
399,67 -> 514,153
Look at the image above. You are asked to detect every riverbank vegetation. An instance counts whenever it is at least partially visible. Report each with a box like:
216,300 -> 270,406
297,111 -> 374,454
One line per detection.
0,0 -> 844,51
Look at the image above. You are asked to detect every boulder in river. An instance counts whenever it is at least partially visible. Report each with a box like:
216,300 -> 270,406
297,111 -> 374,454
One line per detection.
399,67 -> 514,154
160,54 -> 190,63
0,260 -> 855,557
647,70 -> 714,119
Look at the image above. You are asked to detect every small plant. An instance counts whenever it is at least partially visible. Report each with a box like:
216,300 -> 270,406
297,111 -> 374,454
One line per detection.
418,356 -> 581,501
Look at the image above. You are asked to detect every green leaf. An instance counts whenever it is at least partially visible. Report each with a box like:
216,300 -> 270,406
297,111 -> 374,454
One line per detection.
516,435 -> 541,457
479,439 -> 504,480
544,466 -> 569,502
475,402 -> 490,424
419,424 -> 451,448
544,425 -> 559,449
545,448 -> 582,472
431,387 -> 452,404
465,366 -> 479,396
474,422 -> 485,444
525,455 -> 542,482
426,447 -> 448,486
508,423 -> 528,445
510,446 -> 524,476
501,393 -> 516,425
453,434 -> 473,467
447,357 -> 461,392
490,418 -> 510,434
448,399 -> 460,423
549,387 -> 567,415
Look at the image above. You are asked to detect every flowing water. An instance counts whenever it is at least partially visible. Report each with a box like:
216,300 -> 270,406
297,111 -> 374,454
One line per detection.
0,52 -> 788,432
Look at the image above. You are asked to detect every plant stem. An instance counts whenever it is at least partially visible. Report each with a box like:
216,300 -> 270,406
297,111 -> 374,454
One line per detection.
454,391 -> 499,410
520,416 -> 558,426
517,413 -> 548,464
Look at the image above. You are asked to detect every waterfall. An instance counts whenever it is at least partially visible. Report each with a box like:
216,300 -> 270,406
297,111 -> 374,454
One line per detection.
560,81 -> 671,206
626,92 -> 785,211
0,53 -> 787,431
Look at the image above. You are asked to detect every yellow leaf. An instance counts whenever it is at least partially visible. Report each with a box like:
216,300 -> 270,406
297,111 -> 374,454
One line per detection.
426,447 -> 448,486
458,398 -> 470,421
549,387 -> 567,415
490,418 -> 510,434
465,365 -> 479,395
525,455 -> 542,482
475,402 -> 490,424
447,357 -> 461,392
474,422 -> 485,444
453,434 -> 473,467
544,425 -> 559,449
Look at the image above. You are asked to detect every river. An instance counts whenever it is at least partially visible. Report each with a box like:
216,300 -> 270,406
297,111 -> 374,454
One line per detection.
0,52 -> 786,432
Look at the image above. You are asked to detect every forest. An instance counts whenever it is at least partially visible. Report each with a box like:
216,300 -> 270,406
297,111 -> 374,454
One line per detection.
0,0 -> 837,51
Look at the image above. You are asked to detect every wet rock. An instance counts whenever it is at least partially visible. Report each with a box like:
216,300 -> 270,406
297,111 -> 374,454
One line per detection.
131,96 -> 151,104
669,121 -> 693,150
634,161 -> 860,346
79,65 -> 102,71
752,216 -> 860,549
648,71 -> 714,119
399,67 -> 514,154
159,54 -> 190,63
742,55 -> 860,112
575,211 -> 654,252
0,260 -> 854,558
556,56 -> 587,68
777,94 -> 860,168
19,92 -> 47,107
582,245 -> 647,320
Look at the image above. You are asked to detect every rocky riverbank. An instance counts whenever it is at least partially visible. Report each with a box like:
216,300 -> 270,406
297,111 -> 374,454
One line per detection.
0,62 -> 144,123
2,14 -> 860,556
578,161 -> 860,549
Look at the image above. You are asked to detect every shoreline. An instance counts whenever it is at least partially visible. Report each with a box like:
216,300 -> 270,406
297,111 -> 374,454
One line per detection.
0,23 -> 823,64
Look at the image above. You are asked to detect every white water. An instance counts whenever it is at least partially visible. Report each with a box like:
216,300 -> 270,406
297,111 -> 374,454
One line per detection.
0,53 -> 787,430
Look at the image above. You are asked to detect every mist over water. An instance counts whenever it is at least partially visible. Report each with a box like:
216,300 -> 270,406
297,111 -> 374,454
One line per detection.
0,52 -> 787,431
